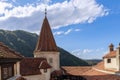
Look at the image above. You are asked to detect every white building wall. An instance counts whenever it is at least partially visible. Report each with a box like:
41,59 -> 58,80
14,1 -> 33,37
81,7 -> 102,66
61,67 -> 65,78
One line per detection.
16,62 -> 20,75
34,52 -> 60,72
14,63 -> 17,76
41,69 -> 51,80
14,62 -> 20,76
23,74 -> 45,80
116,47 -> 120,71
104,58 -> 117,70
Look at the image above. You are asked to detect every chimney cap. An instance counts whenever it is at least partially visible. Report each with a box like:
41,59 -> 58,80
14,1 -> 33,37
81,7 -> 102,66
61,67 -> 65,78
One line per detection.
109,43 -> 114,47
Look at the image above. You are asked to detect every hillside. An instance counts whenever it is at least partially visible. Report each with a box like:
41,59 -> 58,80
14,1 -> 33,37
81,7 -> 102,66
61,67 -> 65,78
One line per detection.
85,59 -> 102,66
0,29 -> 89,66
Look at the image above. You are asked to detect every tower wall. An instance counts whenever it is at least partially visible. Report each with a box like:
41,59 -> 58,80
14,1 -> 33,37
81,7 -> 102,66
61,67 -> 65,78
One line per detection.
34,52 -> 60,72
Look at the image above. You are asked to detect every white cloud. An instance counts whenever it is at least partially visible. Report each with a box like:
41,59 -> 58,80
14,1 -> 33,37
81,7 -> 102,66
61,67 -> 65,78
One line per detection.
0,1 -> 13,15
54,31 -> 64,35
54,29 -> 72,36
75,29 -> 81,32
54,28 -> 81,36
0,0 -> 108,33
72,48 -> 105,59
64,28 -> 72,35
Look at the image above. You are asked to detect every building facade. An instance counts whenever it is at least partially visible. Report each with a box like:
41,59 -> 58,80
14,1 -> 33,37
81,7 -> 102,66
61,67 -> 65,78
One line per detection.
103,43 -> 120,71
0,42 -> 23,80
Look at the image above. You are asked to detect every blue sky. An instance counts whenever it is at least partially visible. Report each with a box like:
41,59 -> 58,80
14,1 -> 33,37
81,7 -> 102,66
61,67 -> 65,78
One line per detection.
0,0 -> 120,59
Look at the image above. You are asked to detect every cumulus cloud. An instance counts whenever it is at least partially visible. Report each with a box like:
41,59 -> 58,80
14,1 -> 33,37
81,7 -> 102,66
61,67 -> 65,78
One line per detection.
64,28 -> 72,35
0,0 -> 108,33
54,29 -> 72,35
72,48 -> 105,59
54,28 -> 81,36
53,31 -> 64,35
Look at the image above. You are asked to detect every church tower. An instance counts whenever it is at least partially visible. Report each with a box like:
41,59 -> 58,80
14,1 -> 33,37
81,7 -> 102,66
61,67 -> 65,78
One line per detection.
34,10 -> 60,72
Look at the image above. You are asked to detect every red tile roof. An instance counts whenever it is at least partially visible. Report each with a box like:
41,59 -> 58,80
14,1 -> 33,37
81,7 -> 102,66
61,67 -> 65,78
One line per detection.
103,51 -> 116,58
16,76 -> 26,80
62,66 -> 91,76
39,60 -> 51,69
83,69 -> 120,80
63,64 -> 120,80
0,42 -> 23,59
94,61 -> 104,70
51,69 -> 64,76
34,16 -> 58,52
20,57 -> 51,76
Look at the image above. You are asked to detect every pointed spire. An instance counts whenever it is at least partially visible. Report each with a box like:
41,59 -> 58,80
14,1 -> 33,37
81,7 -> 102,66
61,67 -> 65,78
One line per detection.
35,14 -> 58,52
45,8 -> 47,16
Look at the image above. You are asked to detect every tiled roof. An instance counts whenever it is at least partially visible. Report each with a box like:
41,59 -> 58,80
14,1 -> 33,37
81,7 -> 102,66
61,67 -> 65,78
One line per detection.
83,69 -> 120,80
39,60 -> 51,69
63,62 -> 120,80
103,51 -> 116,58
16,76 -> 26,80
51,69 -> 65,76
0,42 -> 23,59
35,16 -> 58,52
94,61 -> 104,70
20,57 -> 51,76
62,66 -> 91,76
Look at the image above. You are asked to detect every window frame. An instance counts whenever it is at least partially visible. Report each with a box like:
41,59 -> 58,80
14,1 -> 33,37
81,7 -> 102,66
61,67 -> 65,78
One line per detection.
107,58 -> 111,63
49,58 -> 53,63
1,64 -> 14,80
44,69 -> 47,73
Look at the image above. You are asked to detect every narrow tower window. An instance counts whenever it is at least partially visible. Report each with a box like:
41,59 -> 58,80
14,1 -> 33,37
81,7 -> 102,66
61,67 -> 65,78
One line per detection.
49,58 -> 53,63
107,59 -> 111,63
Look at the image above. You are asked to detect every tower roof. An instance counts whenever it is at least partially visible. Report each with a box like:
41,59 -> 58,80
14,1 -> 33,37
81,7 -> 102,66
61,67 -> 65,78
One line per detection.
109,43 -> 114,47
35,16 -> 58,52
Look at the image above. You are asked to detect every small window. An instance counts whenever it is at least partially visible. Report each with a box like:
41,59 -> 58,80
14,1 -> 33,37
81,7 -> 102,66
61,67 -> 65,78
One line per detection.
44,69 -> 47,73
49,58 -> 53,63
107,59 -> 111,63
1,64 -> 14,80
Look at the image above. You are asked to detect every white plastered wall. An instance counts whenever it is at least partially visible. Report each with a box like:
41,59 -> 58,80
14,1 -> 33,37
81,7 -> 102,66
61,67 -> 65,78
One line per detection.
23,74 -> 45,80
116,47 -> 120,71
14,61 -> 20,76
104,58 -> 117,70
16,62 -> 20,75
34,52 -> 60,72
41,69 -> 51,80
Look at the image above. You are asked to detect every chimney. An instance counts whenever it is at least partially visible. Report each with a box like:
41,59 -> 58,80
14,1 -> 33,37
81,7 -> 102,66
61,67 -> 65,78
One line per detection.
109,43 -> 114,52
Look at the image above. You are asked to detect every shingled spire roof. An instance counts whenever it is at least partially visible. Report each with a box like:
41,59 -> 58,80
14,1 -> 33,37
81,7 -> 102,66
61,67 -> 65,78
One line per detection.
35,14 -> 58,52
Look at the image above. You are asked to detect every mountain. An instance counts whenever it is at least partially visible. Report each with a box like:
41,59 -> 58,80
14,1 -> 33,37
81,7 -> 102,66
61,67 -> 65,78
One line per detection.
0,29 -> 89,66
85,59 -> 102,66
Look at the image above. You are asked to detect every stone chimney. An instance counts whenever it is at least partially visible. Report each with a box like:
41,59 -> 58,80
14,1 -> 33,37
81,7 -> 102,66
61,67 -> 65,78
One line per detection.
116,43 -> 120,71
109,43 -> 114,52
